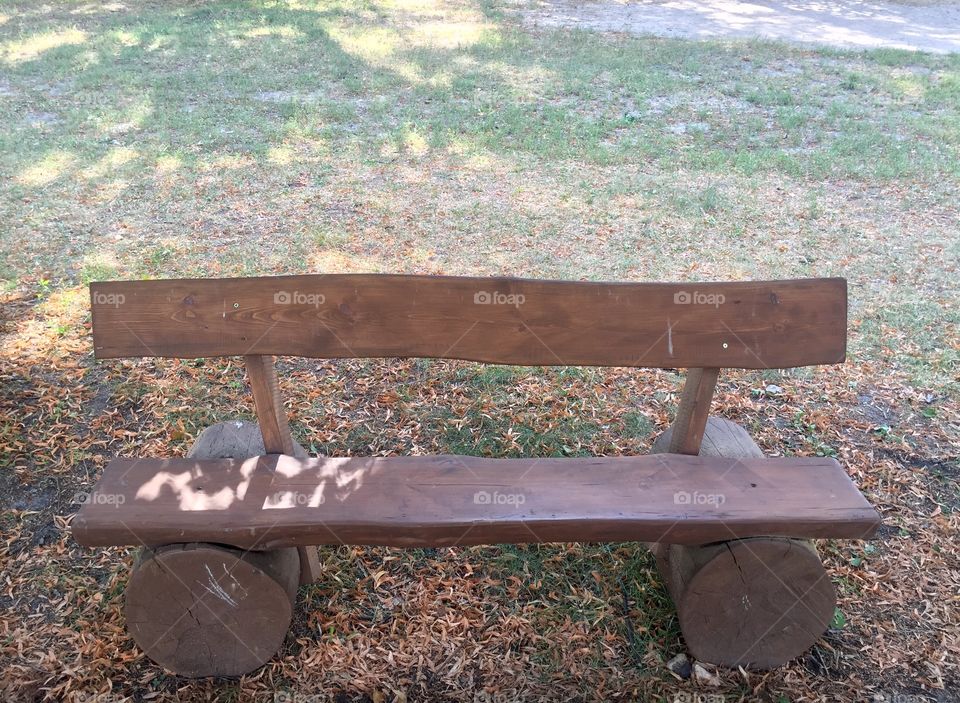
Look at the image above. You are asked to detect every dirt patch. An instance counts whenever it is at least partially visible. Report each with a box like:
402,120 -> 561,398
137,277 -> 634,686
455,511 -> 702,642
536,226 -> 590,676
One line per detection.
519,0 -> 960,53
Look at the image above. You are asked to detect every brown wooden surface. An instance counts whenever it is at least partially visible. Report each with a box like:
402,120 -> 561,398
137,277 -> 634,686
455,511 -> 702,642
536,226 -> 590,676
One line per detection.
651,417 -> 838,669
187,420 -> 271,460
244,355 -> 295,456
653,415 -> 764,459
73,452 -> 881,549
668,368 -> 720,455
297,545 -> 322,586
125,543 -> 299,677
89,275 -> 847,369
673,537 -> 834,669
186,419 -> 320,584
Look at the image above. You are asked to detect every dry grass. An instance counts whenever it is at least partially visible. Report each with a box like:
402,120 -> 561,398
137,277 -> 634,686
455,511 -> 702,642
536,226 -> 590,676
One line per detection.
1,0 -> 959,701
2,299 -> 957,701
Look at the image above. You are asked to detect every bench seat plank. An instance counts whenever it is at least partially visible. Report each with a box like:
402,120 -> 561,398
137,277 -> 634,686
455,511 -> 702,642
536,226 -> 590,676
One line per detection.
73,454 -> 880,549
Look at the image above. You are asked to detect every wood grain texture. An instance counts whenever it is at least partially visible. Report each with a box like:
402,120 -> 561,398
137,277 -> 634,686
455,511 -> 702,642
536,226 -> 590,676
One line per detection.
124,543 -> 299,677
656,414 -> 760,458
651,417 -> 838,669
668,368 -> 720,455
244,355 -> 295,456
185,419 -> 320,584
297,544 -> 322,586
187,420 -> 270,460
89,275 -> 847,369
72,453 -> 881,549
673,538 -> 834,669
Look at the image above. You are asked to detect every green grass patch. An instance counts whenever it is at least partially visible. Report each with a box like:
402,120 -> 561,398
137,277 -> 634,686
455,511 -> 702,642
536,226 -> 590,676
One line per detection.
0,0 -> 956,396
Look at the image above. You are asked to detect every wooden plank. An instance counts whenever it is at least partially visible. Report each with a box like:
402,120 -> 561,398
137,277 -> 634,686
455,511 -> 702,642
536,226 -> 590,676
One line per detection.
72,453 -> 881,549
297,545 -> 323,585
244,355 -> 295,456
89,275 -> 847,369
669,368 -> 720,455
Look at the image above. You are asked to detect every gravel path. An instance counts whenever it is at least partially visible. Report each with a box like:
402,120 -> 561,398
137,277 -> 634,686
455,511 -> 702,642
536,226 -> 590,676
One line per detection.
522,0 -> 960,53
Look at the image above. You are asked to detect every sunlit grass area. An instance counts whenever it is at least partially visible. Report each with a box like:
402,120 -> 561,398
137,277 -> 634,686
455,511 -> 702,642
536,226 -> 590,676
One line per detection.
2,0 -> 957,390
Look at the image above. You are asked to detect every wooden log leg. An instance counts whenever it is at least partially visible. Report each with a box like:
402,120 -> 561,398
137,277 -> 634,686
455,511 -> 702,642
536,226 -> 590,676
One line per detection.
668,368 -> 720,455
124,420 -> 305,677
125,543 -> 298,677
297,545 -> 323,586
651,417 -> 836,669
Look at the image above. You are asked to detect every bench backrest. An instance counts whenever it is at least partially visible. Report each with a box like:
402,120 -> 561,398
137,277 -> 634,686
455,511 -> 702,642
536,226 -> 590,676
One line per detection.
89,274 -> 846,368
89,274 -> 847,457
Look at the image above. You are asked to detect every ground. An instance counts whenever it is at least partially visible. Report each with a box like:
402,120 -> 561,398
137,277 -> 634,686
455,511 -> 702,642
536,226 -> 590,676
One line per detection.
0,0 -> 958,701
518,0 -> 960,54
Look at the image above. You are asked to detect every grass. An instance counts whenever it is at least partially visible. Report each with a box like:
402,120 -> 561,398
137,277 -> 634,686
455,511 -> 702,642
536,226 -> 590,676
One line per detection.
1,0 -> 957,390
1,0 -> 959,701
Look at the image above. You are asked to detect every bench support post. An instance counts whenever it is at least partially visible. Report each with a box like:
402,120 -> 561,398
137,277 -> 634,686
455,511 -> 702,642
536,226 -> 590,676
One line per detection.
668,367 -> 720,455
651,417 -> 836,669
126,543 -> 299,677
244,354 -> 296,455
244,355 -> 322,585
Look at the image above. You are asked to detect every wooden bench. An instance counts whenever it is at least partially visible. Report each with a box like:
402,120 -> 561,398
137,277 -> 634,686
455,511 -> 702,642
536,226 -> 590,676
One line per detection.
73,274 -> 880,677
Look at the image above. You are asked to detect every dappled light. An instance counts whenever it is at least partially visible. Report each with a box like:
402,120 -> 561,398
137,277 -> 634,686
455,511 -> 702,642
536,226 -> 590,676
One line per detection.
153,154 -> 181,175
80,145 -> 138,180
135,456 -> 263,509
0,285 -> 89,362
108,29 -> 139,48
76,448 -> 878,549
329,26 -> 402,61
267,145 -> 296,165
16,149 -> 76,186
69,2 -> 127,17
2,28 -> 87,63
306,247 -> 390,273
202,153 -> 257,172
273,455 -> 373,503
415,20 -> 493,47
242,25 -> 305,41
402,127 -> 431,155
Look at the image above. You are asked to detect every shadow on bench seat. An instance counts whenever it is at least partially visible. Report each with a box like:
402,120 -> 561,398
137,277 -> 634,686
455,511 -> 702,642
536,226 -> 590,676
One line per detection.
74,452 -> 880,550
